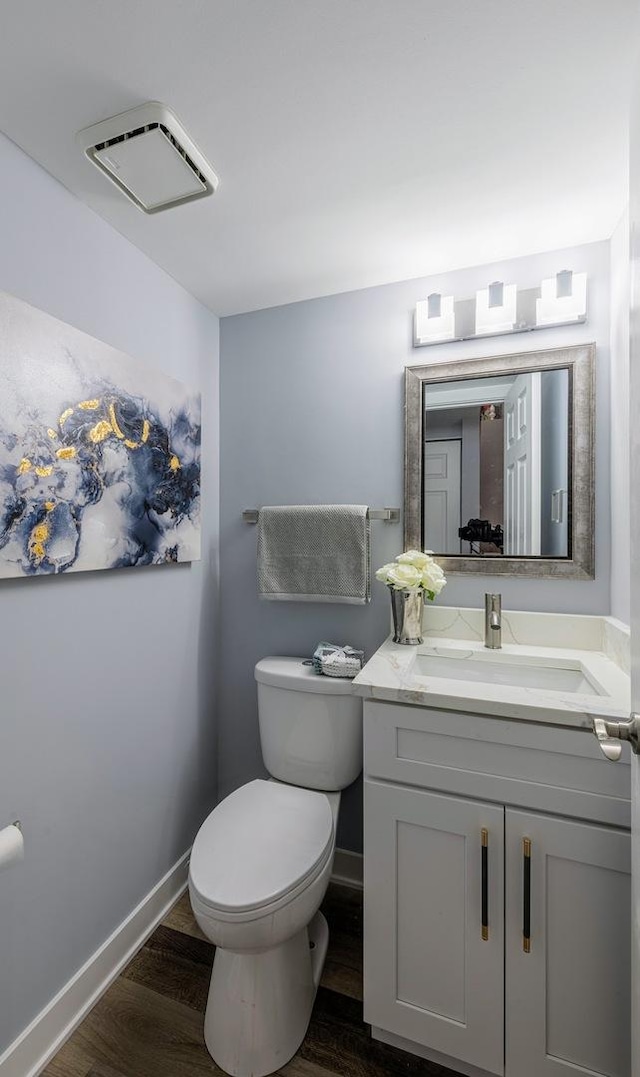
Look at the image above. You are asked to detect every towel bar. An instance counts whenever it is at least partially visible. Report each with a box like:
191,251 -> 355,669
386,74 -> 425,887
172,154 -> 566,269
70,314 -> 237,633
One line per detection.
242,507 -> 400,524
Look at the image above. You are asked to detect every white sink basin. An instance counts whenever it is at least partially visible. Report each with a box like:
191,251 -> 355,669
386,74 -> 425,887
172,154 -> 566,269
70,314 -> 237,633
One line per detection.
412,650 -> 604,696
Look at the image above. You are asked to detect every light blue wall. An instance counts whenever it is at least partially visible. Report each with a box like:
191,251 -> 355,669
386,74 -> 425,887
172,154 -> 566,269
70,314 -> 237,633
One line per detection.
219,240 -> 610,852
0,133 -> 220,1053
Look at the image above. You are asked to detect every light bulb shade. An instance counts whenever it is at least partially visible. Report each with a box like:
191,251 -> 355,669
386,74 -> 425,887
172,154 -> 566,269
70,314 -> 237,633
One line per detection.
536,271 -> 587,326
475,282 -> 517,335
415,294 -> 455,344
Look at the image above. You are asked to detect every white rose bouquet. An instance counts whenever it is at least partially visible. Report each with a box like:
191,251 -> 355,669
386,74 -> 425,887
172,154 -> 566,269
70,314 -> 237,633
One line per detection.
375,549 -> 447,601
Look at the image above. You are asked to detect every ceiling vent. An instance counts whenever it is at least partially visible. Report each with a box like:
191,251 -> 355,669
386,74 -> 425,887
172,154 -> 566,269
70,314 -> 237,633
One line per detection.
76,102 -> 219,214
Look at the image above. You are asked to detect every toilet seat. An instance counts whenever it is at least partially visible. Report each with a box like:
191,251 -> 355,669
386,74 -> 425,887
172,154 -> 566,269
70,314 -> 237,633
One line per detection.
189,779 -> 334,917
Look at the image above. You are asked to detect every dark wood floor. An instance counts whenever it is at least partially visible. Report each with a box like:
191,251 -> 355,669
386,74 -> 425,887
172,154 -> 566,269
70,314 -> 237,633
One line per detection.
44,882 -> 461,1077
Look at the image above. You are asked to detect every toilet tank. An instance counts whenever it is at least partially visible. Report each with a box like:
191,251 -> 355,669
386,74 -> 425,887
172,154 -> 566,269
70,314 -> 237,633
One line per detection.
255,657 -> 363,791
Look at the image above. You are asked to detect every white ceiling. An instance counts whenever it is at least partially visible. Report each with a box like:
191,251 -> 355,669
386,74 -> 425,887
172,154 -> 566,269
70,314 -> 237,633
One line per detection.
0,1 -> 636,316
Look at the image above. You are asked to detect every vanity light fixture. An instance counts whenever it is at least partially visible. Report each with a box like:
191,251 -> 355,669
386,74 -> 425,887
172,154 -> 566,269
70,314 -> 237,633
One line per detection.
475,280 -> 517,336
414,292 -> 455,344
536,270 -> 587,326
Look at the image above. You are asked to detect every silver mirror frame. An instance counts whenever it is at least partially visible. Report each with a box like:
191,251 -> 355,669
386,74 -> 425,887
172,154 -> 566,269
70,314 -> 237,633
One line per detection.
404,343 -> 595,579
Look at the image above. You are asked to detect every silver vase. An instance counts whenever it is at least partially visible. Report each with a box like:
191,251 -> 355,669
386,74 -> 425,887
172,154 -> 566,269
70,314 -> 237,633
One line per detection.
389,585 -> 424,645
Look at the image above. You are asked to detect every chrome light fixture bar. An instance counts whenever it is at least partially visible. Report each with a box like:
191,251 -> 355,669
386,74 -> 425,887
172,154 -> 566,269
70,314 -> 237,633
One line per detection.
413,271 -> 587,348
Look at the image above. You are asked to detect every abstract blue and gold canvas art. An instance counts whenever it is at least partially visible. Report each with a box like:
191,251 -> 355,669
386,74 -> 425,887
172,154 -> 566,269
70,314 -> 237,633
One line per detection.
0,292 -> 201,578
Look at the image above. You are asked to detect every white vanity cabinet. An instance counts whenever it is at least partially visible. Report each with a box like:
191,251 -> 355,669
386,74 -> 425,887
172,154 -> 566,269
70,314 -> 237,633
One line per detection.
365,781 -> 505,1074
505,809 -> 630,1077
363,700 -> 631,1077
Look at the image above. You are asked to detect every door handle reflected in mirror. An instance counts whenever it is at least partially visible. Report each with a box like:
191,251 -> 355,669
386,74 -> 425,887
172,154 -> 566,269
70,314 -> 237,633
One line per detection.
593,715 -> 640,761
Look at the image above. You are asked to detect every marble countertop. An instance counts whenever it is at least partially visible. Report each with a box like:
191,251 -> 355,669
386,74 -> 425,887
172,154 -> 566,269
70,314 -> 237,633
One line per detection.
352,611 -> 630,730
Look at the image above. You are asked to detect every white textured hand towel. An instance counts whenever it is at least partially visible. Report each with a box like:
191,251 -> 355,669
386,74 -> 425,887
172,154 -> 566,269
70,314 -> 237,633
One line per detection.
257,505 -> 371,603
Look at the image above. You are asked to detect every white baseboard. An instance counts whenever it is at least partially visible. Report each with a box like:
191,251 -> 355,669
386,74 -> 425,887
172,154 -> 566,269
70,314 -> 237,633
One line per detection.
0,850 -> 190,1077
1,843 -> 360,1077
331,848 -> 363,889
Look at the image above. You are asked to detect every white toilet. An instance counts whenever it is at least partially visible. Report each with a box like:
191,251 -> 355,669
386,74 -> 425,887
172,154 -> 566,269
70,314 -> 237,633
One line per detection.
188,657 -> 363,1077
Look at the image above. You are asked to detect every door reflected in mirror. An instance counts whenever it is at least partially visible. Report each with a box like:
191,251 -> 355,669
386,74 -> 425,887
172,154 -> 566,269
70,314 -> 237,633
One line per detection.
424,367 -> 570,558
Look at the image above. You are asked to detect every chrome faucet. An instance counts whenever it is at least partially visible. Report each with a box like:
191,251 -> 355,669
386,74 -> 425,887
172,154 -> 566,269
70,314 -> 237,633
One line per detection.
484,593 -> 502,649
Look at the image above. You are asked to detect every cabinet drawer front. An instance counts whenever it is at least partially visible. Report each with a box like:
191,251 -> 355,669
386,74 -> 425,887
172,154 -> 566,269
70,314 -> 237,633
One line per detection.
364,780 -> 505,1075
364,701 -> 631,827
505,810 -> 630,1077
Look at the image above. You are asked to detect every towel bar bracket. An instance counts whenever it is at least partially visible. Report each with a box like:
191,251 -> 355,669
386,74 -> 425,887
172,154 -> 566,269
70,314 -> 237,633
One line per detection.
242,507 -> 400,524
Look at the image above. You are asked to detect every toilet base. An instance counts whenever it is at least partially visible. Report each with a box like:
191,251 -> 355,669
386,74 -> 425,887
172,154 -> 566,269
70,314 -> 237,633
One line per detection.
204,911 -> 329,1077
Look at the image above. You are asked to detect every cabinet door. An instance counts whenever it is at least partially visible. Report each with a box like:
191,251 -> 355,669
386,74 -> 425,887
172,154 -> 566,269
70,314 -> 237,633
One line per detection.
364,780 -> 505,1076
505,809 -> 631,1077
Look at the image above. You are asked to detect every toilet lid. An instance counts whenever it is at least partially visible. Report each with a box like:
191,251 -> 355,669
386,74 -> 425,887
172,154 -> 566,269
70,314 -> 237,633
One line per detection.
189,780 -> 334,914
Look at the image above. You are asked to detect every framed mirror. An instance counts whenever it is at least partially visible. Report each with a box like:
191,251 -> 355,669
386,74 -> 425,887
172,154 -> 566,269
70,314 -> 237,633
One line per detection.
404,344 -> 595,579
